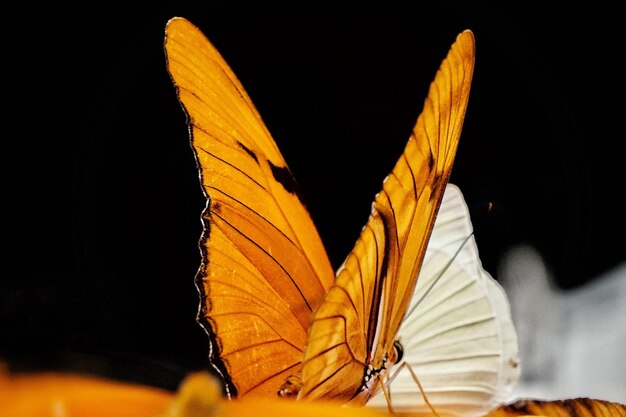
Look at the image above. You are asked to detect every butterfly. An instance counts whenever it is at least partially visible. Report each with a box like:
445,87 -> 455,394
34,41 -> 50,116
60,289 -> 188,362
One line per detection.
487,398 -> 626,417
164,16 -> 474,405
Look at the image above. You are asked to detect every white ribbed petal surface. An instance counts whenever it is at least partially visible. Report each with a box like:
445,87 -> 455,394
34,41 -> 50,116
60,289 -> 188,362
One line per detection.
367,184 -> 520,417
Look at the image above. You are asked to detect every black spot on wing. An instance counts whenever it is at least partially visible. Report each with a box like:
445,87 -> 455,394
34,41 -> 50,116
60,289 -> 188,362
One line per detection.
427,151 -> 435,171
236,141 -> 259,164
269,161 -> 306,205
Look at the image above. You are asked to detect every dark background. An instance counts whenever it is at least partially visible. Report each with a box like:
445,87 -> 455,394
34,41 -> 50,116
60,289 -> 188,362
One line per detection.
2,2 -> 624,392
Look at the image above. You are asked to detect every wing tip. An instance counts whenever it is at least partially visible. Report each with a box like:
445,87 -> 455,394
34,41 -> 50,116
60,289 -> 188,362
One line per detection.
457,29 -> 475,44
164,16 -> 204,46
165,16 -> 191,31
453,29 -> 476,63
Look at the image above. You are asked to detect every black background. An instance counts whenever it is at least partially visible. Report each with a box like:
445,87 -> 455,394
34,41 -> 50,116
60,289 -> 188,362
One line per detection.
2,2 -> 624,392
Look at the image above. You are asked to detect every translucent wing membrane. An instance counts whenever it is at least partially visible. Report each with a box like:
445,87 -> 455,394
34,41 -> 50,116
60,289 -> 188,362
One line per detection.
164,17 -> 335,397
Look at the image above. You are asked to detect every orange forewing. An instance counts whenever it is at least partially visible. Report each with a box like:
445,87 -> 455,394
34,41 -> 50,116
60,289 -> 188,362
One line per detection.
164,17 -> 335,397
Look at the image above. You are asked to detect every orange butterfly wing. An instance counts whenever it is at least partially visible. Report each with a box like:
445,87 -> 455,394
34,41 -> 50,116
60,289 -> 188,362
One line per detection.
164,17 -> 335,397
295,30 -> 475,403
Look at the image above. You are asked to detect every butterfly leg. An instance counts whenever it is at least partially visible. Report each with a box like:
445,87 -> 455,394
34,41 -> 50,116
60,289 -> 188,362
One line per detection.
374,373 -> 397,416
384,362 -> 442,417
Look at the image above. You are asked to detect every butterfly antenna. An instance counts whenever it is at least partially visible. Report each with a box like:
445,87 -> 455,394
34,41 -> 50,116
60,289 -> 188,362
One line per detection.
405,232 -> 474,319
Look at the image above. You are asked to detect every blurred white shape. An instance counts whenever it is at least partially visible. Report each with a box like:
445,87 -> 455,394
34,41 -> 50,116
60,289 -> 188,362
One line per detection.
499,244 -> 626,403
